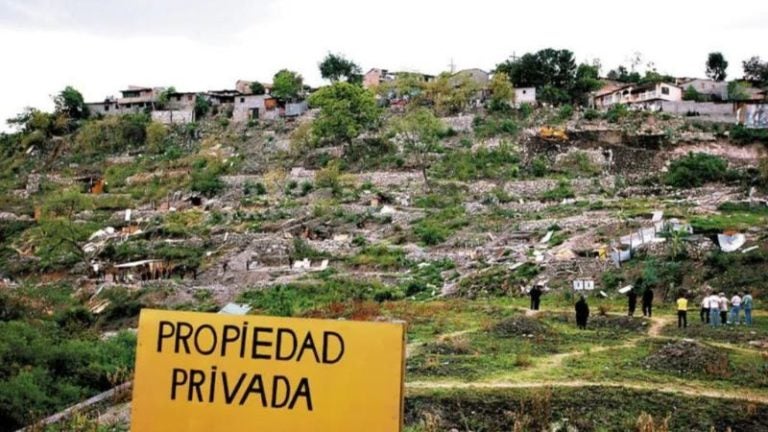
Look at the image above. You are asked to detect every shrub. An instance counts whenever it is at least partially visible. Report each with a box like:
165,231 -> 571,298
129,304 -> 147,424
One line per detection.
530,156 -> 549,177
665,153 -> 728,188
518,103 -> 534,119
604,104 -> 629,123
190,158 -> 226,197
583,108 -> 600,121
557,104 -> 574,122
541,181 -> 575,201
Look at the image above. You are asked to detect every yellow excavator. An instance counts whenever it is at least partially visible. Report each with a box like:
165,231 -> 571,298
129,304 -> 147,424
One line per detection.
539,126 -> 568,141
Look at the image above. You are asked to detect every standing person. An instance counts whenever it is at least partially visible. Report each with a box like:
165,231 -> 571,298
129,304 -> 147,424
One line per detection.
700,293 -> 711,324
677,292 -> 688,328
642,288 -> 654,317
730,292 -> 742,325
718,292 -> 729,326
529,284 -> 543,311
627,288 -> 638,317
742,292 -> 754,326
709,292 -> 721,327
575,295 -> 590,329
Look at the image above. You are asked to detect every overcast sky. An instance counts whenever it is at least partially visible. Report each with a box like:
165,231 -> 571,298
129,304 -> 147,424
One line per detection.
1,0 -> 766,131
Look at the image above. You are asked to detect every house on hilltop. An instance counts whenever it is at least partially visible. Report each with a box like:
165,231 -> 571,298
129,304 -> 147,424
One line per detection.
363,68 -> 435,89
592,82 -> 682,109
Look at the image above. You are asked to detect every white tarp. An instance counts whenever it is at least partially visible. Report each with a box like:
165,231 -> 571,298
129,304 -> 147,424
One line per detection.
718,234 -> 746,252
218,303 -> 252,315
651,211 -> 664,223
742,246 -> 759,254
618,285 -> 633,294
540,230 -> 553,244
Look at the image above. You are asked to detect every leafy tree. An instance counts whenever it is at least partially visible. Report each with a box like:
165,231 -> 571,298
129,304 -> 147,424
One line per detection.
155,86 -> 177,109
683,85 -> 702,102
388,107 -> 445,190
742,56 -> 768,85
319,53 -> 362,83
423,73 -> 479,116
706,52 -> 728,81
495,49 -> 600,105
571,63 -> 602,105
53,86 -> 89,120
249,81 -> 266,95
377,72 -> 427,100
727,81 -> 750,101
606,65 -> 641,83
271,69 -> 304,102
488,72 -> 515,112
308,82 -> 381,147
194,95 -> 211,118
145,122 -> 168,154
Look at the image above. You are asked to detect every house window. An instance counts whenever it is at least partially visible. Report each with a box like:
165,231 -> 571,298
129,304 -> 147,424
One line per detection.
104,105 -> 109,112
661,86 -> 670,95
240,97 -> 245,103
522,90 -> 527,94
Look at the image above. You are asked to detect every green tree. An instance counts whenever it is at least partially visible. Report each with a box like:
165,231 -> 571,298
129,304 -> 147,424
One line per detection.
571,63 -> 602,105
683,85 -> 702,102
194,95 -> 211,118
706,52 -> 728,81
308,82 -> 381,147
378,72 -> 427,100
53,86 -> 89,120
145,122 -> 168,154
155,86 -> 177,109
495,48 -> 578,105
271,69 -> 304,102
249,81 -> 266,95
388,107 -> 445,190
319,52 -> 362,83
727,81 -> 750,101
742,56 -> 768,85
488,72 -> 515,112
423,73 -> 479,116
665,153 -> 728,188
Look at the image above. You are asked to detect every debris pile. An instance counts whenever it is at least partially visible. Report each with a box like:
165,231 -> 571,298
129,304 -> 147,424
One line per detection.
490,315 -> 550,338
644,340 -> 730,376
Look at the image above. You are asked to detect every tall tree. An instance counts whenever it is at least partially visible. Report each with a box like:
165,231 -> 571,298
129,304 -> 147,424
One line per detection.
54,86 -> 89,120
271,69 -> 304,102
488,72 -> 515,112
388,107 -> 445,190
706,52 -> 728,81
571,63 -> 602,105
743,57 -> 768,86
308,82 -> 381,147
249,81 -> 266,95
319,53 -> 362,83
494,48 -> 578,105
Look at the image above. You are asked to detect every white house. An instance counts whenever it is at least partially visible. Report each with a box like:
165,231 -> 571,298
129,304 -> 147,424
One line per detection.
514,87 -> 536,106
593,82 -> 682,109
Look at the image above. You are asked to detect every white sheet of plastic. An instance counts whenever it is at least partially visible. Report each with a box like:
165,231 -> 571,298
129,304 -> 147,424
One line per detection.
718,234 -> 746,253
218,303 -> 252,315
651,211 -> 664,223
742,246 -> 759,254
618,285 -> 633,294
540,230 -> 553,244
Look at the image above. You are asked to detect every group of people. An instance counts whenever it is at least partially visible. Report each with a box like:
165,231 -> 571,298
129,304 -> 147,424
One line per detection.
527,282 -> 756,331
626,288 -> 654,318
698,291 -> 754,327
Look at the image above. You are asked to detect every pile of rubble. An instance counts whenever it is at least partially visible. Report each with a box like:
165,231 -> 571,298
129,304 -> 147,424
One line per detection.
644,340 -> 729,376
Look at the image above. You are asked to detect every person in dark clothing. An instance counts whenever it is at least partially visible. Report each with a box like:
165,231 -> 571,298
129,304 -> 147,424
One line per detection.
627,288 -> 638,317
529,284 -> 543,311
575,295 -> 590,329
642,288 -> 654,317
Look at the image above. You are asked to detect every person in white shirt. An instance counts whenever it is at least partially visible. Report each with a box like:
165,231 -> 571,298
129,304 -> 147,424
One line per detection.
700,294 -> 710,324
718,293 -> 729,326
730,293 -> 742,325
708,294 -> 721,327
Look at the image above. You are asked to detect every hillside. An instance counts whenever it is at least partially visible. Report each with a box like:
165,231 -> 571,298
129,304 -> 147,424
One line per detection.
2,99 -> 768,431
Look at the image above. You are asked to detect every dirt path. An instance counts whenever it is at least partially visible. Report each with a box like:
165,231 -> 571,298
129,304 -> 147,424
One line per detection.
648,316 -> 671,337
406,380 -> 768,404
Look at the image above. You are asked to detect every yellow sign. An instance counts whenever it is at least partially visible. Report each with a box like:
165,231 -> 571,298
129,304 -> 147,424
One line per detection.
131,309 -> 406,432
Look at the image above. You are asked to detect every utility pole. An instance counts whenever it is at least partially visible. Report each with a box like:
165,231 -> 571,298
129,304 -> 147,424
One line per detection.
448,58 -> 456,74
